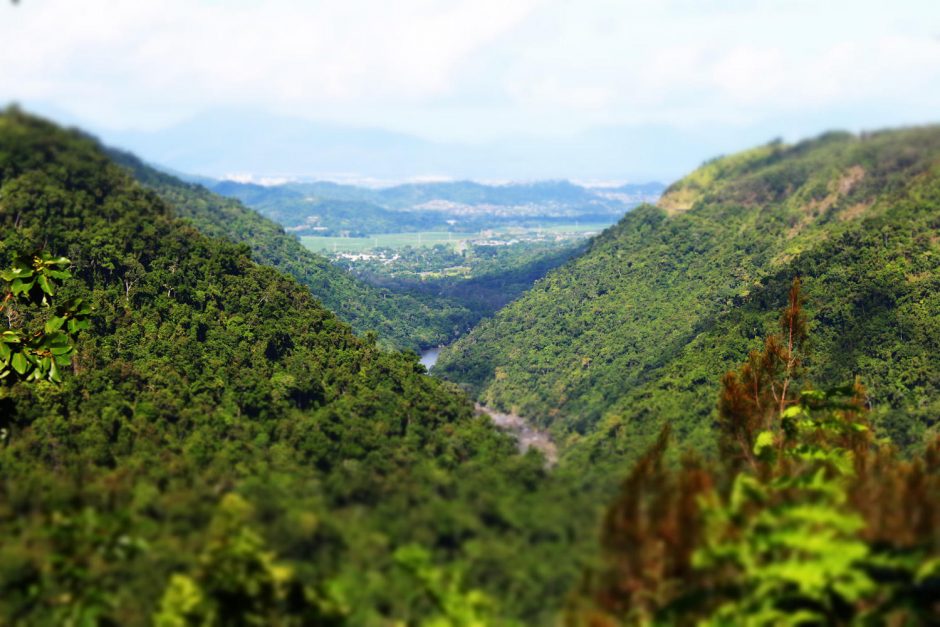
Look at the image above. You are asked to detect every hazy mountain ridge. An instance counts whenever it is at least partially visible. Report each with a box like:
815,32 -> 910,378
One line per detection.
97,109 -> 739,182
209,177 -> 663,236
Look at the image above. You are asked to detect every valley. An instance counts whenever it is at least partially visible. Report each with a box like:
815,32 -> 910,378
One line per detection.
1,110 -> 938,625
5,2 -> 939,624
419,346 -> 557,465
206,173 -> 646,354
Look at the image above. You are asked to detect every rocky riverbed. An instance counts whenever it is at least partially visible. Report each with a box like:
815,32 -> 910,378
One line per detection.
475,403 -> 558,467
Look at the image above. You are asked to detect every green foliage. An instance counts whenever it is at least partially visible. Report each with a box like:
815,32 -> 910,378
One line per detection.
0,250 -> 90,385
437,126 -> 940,468
0,109 -> 592,624
153,494 -> 346,626
108,148 -> 476,352
394,544 -> 515,627
2,109 -> 937,626
572,286 -> 940,625
695,389 -> 878,625
339,240 -> 586,324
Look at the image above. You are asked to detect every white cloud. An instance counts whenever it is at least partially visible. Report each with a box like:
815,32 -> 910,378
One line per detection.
0,0 -> 539,127
1,0 -> 938,141
491,0 -> 940,130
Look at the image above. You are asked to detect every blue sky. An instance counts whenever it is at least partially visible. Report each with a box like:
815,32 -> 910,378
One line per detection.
2,0 -> 939,182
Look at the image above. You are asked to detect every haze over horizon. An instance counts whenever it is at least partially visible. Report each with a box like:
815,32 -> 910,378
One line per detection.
3,0 -> 939,182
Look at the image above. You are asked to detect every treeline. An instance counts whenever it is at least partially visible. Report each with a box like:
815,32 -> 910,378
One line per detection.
210,180 -> 450,236
344,241 -> 587,323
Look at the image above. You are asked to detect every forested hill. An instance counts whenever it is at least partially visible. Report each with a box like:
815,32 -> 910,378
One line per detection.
436,127 -> 940,457
107,148 -> 474,352
0,110 -> 592,624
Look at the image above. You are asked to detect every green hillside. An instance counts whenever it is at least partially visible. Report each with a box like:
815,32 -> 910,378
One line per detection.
108,149 -> 474,352
436,128 -> 940,458
0,110 -> 593,624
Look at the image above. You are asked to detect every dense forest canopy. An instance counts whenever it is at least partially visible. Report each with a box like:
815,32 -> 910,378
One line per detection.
106,148 -> 478,352
0,107 -> 937,625
437,127 -> 940,464
0,109 -> 597,624
571,280 -> 939,624
4,0 -> 939,622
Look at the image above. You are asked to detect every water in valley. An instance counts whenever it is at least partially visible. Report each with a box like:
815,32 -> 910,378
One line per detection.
420,345 -> 557,465
476,404 -> 558,466
419,347 -> 441,370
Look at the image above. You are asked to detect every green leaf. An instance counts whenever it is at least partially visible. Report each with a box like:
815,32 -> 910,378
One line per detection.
781,405 -> 804,419
69,318 -> 91,333
50,344 -> 73,356
800,389 -> 826,401
36,274 -> 54,296
753,430 -> 776,461
11,352 -> 28,376
916,557 -> 940,583
46,269 -> 72,280
44,331 -> 70,347
10,278 -> 35,296
46,255 -> 71,267
0,266 -> 34,281
45,316 -> 66,333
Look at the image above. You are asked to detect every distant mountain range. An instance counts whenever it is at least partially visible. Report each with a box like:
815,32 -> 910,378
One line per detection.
207,177 -> 665,236
84,108 -> 777,182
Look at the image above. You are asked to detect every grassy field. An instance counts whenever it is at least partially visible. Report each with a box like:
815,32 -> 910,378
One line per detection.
300,222 -> 614,254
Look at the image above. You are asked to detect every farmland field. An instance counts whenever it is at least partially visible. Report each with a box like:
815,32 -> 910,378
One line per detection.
300,222 -> 614,253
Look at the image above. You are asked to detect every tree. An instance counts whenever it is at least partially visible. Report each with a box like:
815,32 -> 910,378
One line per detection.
717,277 -> 807,470
0,250 -> 90,386
573,279 -> 940,625
154,494 -> 347,627
394,544 -> 512,627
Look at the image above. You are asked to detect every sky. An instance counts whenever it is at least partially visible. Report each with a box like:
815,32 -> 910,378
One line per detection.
2,0 -> 939,182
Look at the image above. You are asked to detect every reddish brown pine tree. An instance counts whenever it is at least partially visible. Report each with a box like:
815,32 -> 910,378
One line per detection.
717,277 -> 806,470
570,277 -> 940,625
570,426 -> 712,626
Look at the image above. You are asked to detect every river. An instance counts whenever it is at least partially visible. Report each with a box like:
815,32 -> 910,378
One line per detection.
419,346 -> 557,466
476,404 -> 558,467
419,347 -> 441,370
